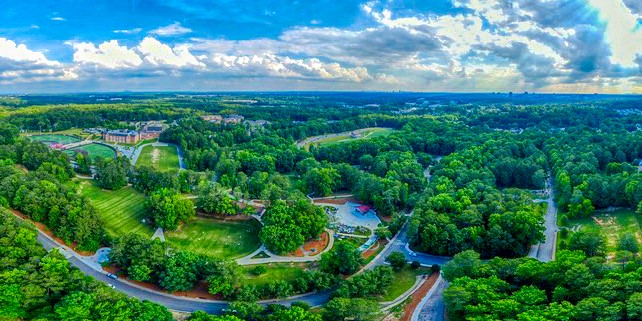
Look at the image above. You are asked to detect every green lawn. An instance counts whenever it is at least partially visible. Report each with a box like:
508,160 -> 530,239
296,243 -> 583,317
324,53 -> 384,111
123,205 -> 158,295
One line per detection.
302,127 -> 395,150
239,263 -> 308,286
381,267 -> 431,302
560,209 -> 642,253
28,134 -> 81,145
65,143 -> 116,159
136,145 -> 179,171
318,128 -> 394,147
79,180 -> 152,237
166,217 -> 262,258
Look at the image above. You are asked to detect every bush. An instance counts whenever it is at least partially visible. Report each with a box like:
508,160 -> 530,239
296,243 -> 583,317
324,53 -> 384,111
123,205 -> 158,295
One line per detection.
251,265 -> 267,276
431,264 -> 441,273
411,261 -> 421,269
386,252 -> 407,271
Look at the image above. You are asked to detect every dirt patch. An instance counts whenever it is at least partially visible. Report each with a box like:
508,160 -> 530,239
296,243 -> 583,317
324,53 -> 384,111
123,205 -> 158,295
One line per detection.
400,273 -> 439,321
314,197 -> 360,205
151,148 -> 160,164
195,213 -> 257,221
303,232 -> 329,255
289,248 -> 306,257
362,239 -> 386,259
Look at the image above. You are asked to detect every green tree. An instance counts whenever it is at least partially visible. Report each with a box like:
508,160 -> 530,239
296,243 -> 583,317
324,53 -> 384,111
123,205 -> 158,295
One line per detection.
386,252 -> 407,271
568,230 -> 606,257
618,232 -> 639,253
442,250 -> 483,282
320,241 -> 364,275
323,298 -> 381,321
145,188 -> 196,230
267,306 -> 322,321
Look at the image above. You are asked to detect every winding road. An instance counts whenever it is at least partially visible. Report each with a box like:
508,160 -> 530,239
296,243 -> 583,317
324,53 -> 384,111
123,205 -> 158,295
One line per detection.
31,210 -> 441,313
528,177 -> 559,262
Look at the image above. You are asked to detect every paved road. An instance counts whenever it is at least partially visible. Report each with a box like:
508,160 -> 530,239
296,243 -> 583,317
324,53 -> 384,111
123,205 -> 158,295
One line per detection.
414,276 -> 448,321
35,230 -> 332,313
528,177 -> 558,262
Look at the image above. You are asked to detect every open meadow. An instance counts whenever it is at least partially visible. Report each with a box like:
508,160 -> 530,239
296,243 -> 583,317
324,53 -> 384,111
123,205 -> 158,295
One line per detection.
65,143 -> 116,159
166,217 -> 262,258
560,209 -> 642,254
78,180 -> 153,237
136,145 -> 180,171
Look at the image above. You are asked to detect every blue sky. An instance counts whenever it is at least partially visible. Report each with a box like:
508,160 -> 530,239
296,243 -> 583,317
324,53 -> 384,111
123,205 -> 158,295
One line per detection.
0,0 -> 640,93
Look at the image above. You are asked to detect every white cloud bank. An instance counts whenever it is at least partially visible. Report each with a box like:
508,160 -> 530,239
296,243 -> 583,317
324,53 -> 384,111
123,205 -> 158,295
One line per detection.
0,1 -> 640,93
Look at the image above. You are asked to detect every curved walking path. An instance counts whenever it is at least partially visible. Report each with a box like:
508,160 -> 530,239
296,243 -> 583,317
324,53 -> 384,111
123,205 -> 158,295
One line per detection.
236,229 -> 335,265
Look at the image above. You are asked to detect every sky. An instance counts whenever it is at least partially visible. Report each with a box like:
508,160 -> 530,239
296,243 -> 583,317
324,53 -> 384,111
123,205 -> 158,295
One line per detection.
0,0 -> 640,93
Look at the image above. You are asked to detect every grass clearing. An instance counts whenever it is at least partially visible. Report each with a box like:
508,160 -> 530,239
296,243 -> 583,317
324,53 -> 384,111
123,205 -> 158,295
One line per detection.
136,145 -> 179,171
65,143 -> 116,159
239,263 -> 308,286
78,179 -> 152,238
28,134 -> 81,145
560,208 -> 642,254
166,217 -> 262,259
381,267 -> 431,302
301,127 -> 395,150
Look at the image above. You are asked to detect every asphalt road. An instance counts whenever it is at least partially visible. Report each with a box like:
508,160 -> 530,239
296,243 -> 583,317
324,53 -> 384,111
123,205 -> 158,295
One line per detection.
414,277 -> 448,321
528,178 -> 559,262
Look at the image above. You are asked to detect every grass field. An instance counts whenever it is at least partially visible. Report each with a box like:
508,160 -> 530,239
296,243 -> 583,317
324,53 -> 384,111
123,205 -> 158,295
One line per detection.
560,209 -> 642,253
136,145 -> 179,171
239,263 -> 308,286
381,267 -> 431,302
166,217 -> 262,258
300,127 -> 394,150
65,143 -> 116,159
29,134 -> 81,145
78,180 -> 152,237
23,128 -> 90,139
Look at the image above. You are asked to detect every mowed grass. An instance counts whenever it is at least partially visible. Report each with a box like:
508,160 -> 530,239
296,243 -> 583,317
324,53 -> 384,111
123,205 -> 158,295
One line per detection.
79,180 -> 152,237
166,217 -> 262,258
381,267 -> 430,302
561,209 -> 642,253
65,143 -> 116,159
303,127 -> 394,150
29,134 -> 81,145
136,145 -> 179,171
239,263 -> 308,286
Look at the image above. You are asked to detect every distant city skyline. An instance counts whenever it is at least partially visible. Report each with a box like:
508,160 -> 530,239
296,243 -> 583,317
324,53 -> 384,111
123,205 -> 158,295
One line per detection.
0,0 -> 640,93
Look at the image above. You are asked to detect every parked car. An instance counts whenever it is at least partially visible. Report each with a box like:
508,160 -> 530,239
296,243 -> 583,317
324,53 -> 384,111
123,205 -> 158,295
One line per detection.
106,273 -> 118,279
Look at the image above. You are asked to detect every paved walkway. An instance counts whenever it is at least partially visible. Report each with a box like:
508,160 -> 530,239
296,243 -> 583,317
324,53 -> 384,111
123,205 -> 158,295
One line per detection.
235,229 -> 335,265
152,228 -> 166,242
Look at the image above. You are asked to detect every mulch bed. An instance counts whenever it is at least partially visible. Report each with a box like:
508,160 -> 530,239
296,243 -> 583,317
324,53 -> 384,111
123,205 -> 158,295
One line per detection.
303,232 -> 330,256
400,273 -> 439,321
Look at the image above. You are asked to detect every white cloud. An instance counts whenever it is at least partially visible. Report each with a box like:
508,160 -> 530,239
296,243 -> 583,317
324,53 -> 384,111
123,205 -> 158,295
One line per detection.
208,53 -> 372,82
149,22 -> 192,36
137,37 -> 204,67
69,40 -> 143,68
0,38 -> 75,83
588,0 -> 642,67
51,17 -> 66,21
113,28 -> 142,35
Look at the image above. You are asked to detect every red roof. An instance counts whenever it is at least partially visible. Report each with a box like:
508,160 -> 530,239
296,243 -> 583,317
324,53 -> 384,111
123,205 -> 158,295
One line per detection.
356,205 -> 371,213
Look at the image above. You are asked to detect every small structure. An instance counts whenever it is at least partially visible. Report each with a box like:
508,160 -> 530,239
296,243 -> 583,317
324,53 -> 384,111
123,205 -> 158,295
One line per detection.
356,205 -> 372,215
202,115 -> 223,122
50,143 -> 64,149
140,122 -> 165,139
103,129 -> 140,144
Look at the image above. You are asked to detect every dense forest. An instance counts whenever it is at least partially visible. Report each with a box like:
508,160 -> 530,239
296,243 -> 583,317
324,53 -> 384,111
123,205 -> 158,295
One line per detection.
2,93 -> 642,320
